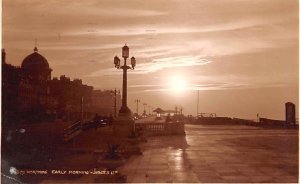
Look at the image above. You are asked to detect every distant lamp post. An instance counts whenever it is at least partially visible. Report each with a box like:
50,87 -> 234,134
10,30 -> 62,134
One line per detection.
114,44 -> 136,116
110,88 -> 118,118
143,103 -> 147,116
134,99 -> 140,115
81,96 -> 84,122
148,105 -> 151,115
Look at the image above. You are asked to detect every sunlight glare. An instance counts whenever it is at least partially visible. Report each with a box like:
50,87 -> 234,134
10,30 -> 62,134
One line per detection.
169,76 -> 187,93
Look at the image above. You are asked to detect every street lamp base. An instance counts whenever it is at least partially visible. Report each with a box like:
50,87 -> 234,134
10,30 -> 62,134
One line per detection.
113,115 -> 135,138
113,106 -> 134,137
119,106 -> 132,116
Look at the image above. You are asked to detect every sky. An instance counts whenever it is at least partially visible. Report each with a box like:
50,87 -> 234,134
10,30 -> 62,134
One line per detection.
2,0 -> 299,120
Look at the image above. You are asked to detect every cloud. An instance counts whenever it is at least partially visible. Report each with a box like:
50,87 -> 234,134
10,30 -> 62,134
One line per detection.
86,55 -> 211,77
135,56 -> 211,74
129,84 -> 165,88
3,0 -> 298,94
131,81 -> 294,93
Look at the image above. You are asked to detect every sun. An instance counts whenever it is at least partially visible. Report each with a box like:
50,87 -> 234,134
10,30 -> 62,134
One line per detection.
169,76 -> 187,93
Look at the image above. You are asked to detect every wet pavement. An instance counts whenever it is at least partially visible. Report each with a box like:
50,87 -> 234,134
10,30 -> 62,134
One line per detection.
119,124 -> 298,183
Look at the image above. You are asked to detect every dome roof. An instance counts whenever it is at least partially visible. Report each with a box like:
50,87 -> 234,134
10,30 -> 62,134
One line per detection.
21,47 -> 49,71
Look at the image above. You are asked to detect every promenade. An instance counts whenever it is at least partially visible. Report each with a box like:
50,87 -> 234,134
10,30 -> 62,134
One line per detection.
3,120 -> 298,183
119,124 -> 298,183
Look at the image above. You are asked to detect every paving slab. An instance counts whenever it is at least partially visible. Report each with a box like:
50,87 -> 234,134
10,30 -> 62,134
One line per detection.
119,124 -> 298,183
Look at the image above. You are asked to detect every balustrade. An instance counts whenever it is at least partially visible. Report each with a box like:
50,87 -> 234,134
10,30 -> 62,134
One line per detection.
135,122 -> 185,136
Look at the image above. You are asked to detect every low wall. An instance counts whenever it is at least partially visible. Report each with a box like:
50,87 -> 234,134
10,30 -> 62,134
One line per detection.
192,117 -> 298,128
232,118 -> 257,125
135,122 -> 185,136
195,117 -> 235,125
258,118 -> 298,128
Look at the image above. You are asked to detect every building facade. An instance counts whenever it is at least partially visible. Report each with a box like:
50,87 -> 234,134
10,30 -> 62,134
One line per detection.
2,48 -> 121,124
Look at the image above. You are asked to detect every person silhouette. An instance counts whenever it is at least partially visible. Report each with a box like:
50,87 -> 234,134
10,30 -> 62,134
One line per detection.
166,113 -> 171,123
94,113 -> 100,129
108,114 -> 113,125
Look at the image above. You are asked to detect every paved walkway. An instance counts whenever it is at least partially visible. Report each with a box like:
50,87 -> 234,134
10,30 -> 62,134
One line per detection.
119,124 -> 298,183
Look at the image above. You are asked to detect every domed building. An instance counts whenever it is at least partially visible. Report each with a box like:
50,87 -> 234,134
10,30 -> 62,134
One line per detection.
21,47 -> 52,81
17,47 -> 55,119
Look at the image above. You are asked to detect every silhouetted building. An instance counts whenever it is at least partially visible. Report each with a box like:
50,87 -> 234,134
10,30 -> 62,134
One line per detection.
49,76 -> 94,120
18,47 -> 56,118
153,108 -> 164,118
2,47 -> 121,123
92,90 -> 121,116
2,49 -> 21,124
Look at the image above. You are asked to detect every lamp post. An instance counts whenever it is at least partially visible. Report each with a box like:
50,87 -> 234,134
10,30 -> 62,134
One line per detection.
148,105 -> 151,115
114,44 -> 136,116
143,103 -> 147,116
81,95 -> 84,122
134,99 -> 140,115
197,90 -> 199,117
110,88 -> 119,118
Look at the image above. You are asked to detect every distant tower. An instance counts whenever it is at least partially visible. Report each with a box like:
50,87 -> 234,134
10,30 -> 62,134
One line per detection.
285,102 -> 296,127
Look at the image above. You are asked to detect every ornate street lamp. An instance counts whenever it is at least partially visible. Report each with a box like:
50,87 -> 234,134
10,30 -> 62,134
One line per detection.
131,57 -> 136,69
114,44 -> 136,115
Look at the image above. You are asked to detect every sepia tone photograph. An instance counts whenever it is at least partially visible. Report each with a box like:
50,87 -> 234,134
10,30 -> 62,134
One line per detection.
1,0 -> 299,183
